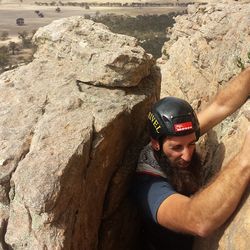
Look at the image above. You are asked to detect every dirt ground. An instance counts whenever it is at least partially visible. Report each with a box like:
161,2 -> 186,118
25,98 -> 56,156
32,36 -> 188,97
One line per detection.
0,3 -> 185,44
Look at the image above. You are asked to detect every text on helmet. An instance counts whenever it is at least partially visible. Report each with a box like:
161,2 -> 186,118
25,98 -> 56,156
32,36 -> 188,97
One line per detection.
148,112 -> 161,133
174,122 -> 193,132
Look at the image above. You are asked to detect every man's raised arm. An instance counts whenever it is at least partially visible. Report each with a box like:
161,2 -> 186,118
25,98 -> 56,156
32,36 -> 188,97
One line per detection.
198,67 -> 250,135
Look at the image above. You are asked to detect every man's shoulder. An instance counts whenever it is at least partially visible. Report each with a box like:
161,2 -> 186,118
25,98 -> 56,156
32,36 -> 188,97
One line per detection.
135,172 -> 167,182
132,172 -> 175,201
131,172 -> 176,222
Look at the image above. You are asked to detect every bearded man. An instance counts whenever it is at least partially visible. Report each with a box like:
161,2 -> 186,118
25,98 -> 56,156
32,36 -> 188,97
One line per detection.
132,67 -> 250,250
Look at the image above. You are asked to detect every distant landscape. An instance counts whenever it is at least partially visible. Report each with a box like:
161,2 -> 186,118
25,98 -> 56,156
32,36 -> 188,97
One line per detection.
0,1 -> 194,37
0,0 -> 203,72
1,0 -> 205,4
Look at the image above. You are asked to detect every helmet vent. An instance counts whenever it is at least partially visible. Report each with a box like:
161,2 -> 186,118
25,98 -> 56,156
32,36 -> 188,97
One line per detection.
162,115 -> 169,122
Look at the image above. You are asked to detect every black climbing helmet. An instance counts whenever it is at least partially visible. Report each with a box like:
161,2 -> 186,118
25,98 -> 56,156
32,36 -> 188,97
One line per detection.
148,97 -> 200,141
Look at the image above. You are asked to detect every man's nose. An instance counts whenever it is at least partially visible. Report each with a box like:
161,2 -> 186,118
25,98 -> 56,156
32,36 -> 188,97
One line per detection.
181,147 -> 193,162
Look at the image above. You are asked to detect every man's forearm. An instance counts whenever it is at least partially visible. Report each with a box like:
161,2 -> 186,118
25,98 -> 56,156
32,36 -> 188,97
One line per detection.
214,67 -> 250,108
198,67 -> 250,135
188,153 -> 250,236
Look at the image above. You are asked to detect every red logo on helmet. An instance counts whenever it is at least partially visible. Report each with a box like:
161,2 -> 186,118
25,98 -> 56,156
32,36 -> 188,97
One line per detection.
174,122 -> 193,132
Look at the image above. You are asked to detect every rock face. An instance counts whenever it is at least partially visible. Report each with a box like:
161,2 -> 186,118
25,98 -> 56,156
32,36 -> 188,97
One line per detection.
193,102 -> 250,250
159,2 -> 250,250
159,1 -> 250,109
0,17 -> 160,249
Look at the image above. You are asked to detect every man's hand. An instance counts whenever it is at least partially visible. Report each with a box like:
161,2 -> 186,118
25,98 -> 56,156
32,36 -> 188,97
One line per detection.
198,67 -> 250,135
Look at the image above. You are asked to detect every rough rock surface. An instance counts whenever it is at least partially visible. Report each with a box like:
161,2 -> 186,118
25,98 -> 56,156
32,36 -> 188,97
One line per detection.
158,2 -> 250,250
32,17 -> 154,88
194,102 -> 250,250
0,17 -> 160,249
159,2 -> 250,110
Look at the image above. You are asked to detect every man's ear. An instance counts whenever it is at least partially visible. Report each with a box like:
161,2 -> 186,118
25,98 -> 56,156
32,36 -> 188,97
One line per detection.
151,138 -> 160,151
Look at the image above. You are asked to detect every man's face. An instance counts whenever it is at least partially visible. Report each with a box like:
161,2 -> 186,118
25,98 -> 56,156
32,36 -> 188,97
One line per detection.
162,133 -> 196,169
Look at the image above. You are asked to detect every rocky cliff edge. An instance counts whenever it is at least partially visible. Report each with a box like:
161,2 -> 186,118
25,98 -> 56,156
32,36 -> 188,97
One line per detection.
0,17 -> 160,250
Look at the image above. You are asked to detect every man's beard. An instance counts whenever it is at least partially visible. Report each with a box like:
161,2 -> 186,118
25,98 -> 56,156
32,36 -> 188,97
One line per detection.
157,150 -> 202,196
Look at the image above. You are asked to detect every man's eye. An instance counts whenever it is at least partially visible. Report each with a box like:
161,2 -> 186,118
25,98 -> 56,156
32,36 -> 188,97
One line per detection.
171,145 -> 183,151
